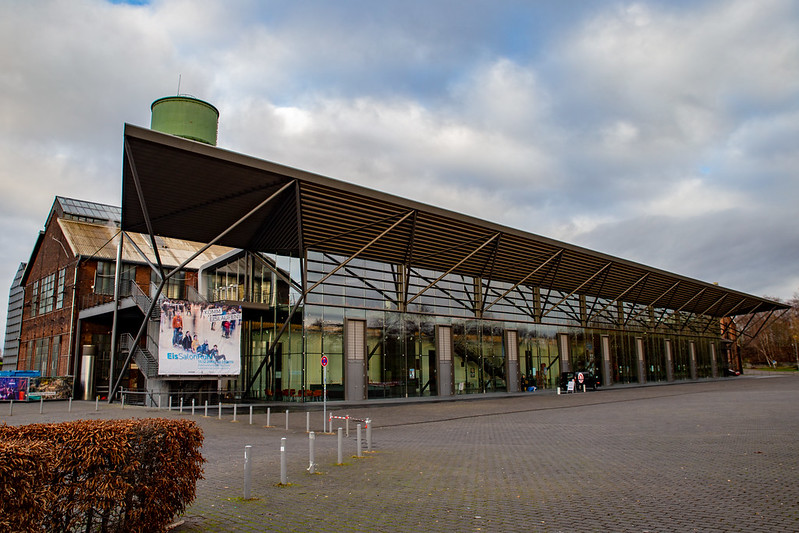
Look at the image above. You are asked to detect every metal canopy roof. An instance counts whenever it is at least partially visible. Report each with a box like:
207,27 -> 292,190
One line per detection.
122,124 -> 787,318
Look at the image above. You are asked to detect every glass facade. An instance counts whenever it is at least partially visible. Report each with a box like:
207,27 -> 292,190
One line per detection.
197,249 -> 724,402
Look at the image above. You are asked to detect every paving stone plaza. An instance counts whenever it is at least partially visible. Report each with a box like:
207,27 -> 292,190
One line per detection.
3,373 -> 798,532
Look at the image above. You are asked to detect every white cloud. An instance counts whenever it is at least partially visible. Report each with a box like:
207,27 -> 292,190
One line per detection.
639,177 -> 744,218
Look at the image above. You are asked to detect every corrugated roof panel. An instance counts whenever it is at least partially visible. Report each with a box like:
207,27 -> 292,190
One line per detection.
58,219 -> 232,269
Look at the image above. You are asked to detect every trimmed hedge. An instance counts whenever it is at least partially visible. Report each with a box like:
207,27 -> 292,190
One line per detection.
0,439 -> 54,532
0,418 -> 204,533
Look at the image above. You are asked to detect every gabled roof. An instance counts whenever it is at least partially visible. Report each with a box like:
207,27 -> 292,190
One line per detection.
121,123 -> 788,318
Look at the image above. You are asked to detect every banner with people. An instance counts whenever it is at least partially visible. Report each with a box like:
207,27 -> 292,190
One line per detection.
158,300 -> 242,376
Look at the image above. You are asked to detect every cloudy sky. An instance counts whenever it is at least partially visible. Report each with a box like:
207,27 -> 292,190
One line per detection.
1,0 -> 798,348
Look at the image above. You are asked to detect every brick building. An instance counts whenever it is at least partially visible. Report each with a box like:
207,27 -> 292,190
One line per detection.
14,196 -> 229,398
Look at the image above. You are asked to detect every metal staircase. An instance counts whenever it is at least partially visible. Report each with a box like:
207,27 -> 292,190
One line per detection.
130,281 -> 162,320
122,282 -> 164,378
119,332 -> 159,379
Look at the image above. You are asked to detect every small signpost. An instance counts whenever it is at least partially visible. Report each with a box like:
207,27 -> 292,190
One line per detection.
321,355 -> 328,432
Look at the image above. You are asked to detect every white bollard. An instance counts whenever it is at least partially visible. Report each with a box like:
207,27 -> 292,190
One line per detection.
39,396 -> 44,414
306,411 -> 310,433
308,432 -> 316,474
179,398 -> 184,414
157,394 -> 161,410
233,404 -> 238,422
346,415 -> 350,437
357,423 -> 362,457
285,409 -> 289,431
121,394 -> 125,410
367,419 -> 372,452
95,396 -> 99,411
249,405 -> 253,425
218,402 -> 222,420
337,427 -> 343,465
280,438 -> 288,485
204,400 -> 208,417
266,407 -> 271,427
169,396 -> 173,411
9,400 -> 13,416
191,399 -> 195,416
244,445 -> 252,499
68,398 -> 72,413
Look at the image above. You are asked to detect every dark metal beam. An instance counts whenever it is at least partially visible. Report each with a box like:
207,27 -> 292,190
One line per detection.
541,262 -> 612,319
484,250 -> 562,313
407,233 -> 500,305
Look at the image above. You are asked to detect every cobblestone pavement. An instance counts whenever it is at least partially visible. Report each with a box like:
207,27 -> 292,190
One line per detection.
3,374 -> 798,532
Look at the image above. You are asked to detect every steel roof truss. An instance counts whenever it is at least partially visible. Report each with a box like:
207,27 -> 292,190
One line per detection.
408,268 -> 473,312
305,210 -> 414,296
584,267 -> 613,322
560,296 -> 583,324
479,237 -> 502,314
320,253 -> 399,307
402,211 -> 419,309
626,280 -> 681,327
591,273 -> 649,323
484,250 -> 563,313
541,262 -> 612,319
735,308 -> 788,349
484,285 -> 536,319
653,306 -> 675,331
407,233 -> 500,305
708,298 -> 747,335
539,252 -> 565,318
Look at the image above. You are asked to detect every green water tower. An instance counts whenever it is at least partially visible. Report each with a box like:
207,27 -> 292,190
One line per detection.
150,96 -> 219,146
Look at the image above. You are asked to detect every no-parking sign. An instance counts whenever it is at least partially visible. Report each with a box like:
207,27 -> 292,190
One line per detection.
321,355 -> 328,367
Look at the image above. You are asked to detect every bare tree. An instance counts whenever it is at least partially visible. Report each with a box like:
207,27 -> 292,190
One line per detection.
736,293 -> 798,367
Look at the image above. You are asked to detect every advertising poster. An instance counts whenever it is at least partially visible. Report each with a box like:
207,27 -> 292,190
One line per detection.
29,376 -> 74,400
158,299 -> 242,376
0,377 -> 29,401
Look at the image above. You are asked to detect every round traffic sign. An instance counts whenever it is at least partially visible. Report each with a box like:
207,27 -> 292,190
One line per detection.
321,355 -> 328,367
577,372 -> 585,384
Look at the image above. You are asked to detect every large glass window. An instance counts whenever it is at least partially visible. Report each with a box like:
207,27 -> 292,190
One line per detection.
518,325 -> 558,390
610,332 -> 639,384
50,335 -> 61,376
234,249 -> 728,399
453,320 -> 481,394
645,335 -> 667,382
673,338 -> 691,380
34,338 -> 48,374
481,322 -> 506,393
95,262 -> 115,295
30,280 -> 39,317
696,338 -> 714,378
38,274 -> 56,315
56,268 -> 66,309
